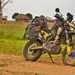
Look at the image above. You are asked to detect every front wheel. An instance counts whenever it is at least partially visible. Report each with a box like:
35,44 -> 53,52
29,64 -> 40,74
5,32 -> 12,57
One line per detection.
62,47 -> 67,64
23,40 -> 42,61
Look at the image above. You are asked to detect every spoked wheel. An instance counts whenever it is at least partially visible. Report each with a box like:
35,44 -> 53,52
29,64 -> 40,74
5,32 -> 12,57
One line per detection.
23,40 -> 42,61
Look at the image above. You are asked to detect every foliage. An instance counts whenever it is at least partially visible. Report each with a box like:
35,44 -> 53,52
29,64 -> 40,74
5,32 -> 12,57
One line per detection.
12,13 -> 33,21
12,13 -> 19,19
25,13 -> 33,20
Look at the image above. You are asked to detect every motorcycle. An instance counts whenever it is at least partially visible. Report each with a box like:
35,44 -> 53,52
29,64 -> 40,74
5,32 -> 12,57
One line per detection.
23,15 -> 75,64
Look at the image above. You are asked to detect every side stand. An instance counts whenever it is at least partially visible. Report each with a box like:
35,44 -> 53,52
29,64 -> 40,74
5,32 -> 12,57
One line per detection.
48,52 -> 54,64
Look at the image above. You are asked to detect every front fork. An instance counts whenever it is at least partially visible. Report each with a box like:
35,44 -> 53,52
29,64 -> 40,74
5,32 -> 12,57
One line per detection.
65,29 -> 73,55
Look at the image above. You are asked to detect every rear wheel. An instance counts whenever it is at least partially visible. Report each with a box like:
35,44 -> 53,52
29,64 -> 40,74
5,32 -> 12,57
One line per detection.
23,40 -> 42,61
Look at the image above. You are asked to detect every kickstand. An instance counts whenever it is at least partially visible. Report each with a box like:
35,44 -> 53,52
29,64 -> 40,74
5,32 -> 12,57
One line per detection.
48,52 -> 54,64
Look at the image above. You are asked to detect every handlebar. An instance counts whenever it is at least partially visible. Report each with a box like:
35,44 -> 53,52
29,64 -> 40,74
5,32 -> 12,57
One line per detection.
55,14 -> 64,21
68,22 -> 75,29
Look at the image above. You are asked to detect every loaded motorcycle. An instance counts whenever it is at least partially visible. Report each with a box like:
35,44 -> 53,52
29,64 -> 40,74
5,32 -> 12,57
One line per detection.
23,14 -> 75,64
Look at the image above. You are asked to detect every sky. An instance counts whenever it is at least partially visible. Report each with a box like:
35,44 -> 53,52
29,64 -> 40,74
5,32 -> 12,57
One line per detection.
3,0 -> 75,20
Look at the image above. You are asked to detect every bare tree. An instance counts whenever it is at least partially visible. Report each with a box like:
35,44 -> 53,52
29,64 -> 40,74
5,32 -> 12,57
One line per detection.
0,0 -> 12,19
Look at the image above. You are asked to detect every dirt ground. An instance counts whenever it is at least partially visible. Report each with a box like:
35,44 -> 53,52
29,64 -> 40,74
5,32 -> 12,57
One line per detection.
0,54 -> 75,75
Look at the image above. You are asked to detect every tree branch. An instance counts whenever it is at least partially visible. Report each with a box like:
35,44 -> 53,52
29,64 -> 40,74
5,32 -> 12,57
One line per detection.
2,0 -> 10,8
2,0 -> 6,3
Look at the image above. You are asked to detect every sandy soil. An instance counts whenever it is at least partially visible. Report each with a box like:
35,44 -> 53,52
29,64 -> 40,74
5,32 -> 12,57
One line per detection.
0,54 -> 75,75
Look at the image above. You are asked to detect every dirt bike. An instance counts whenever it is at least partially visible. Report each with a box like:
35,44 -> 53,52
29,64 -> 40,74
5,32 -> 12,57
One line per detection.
23,20 -> 75,64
